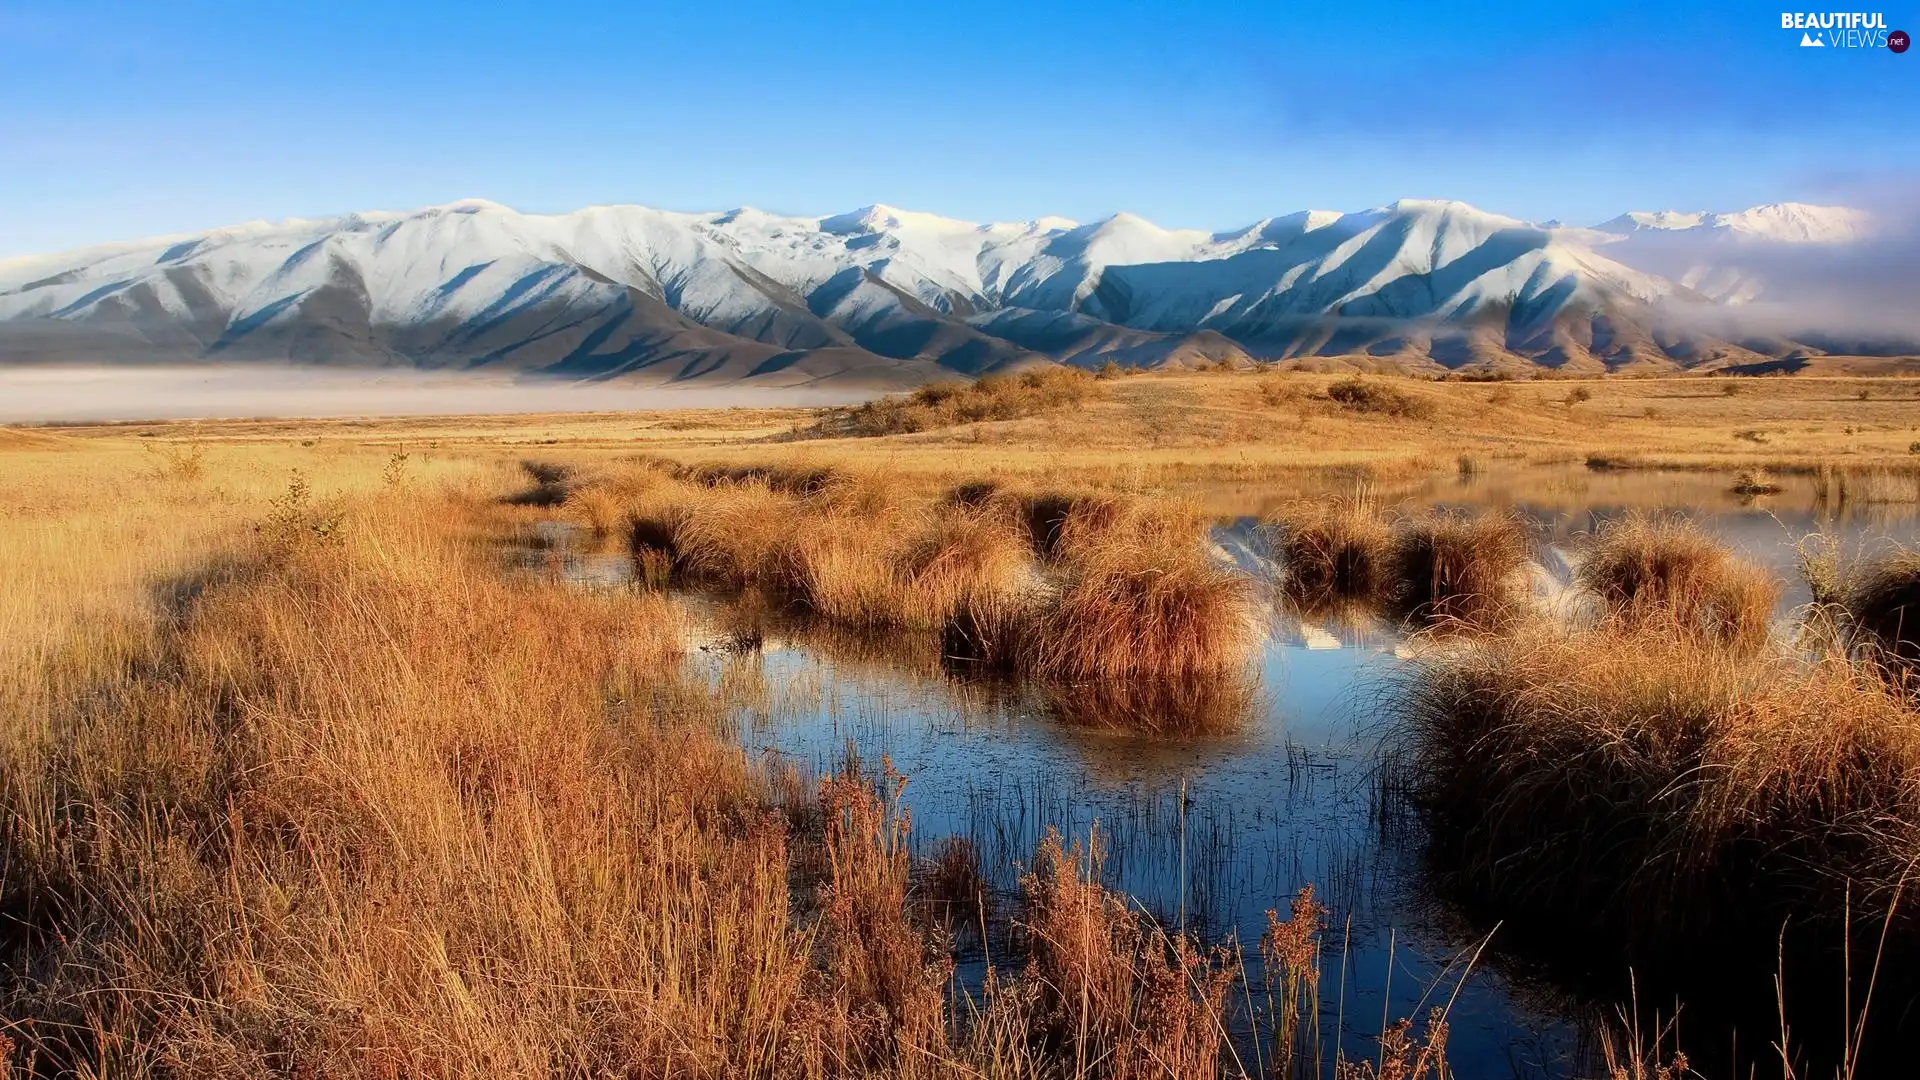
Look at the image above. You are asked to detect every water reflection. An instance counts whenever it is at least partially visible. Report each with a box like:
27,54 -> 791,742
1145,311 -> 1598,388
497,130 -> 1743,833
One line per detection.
515,461 -> 1918,1079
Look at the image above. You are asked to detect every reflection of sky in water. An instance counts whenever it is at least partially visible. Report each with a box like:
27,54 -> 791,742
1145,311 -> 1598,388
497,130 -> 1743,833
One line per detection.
705,628 -> 1577,1078
526,464 -> 1918,1080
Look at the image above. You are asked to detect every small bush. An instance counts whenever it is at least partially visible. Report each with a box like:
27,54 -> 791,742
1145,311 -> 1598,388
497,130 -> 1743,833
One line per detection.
257,470 -> 345,552
142,439 -> 206,482
823,366 -> 1096,436
1326,377 -> 1437,420
1730,469 -> 1782,496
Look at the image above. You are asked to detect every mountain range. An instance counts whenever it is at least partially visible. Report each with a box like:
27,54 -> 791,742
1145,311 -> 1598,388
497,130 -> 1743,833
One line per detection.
0,197 -> 1905,388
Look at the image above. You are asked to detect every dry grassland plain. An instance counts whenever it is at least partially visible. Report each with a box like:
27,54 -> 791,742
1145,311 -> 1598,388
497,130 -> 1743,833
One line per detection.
1,368 -> 1917,1078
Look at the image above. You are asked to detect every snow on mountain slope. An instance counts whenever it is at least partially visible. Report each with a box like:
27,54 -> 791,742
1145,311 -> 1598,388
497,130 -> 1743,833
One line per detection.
1593,203 -> 1868,244
0,197 -> 1893,381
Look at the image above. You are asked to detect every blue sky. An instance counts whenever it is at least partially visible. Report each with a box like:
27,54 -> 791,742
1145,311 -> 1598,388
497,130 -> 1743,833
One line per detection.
2,0 -> 1914,255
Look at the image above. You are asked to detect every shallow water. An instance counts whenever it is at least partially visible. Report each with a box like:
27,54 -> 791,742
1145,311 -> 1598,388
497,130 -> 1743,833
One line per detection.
521,463 -> 1920,1078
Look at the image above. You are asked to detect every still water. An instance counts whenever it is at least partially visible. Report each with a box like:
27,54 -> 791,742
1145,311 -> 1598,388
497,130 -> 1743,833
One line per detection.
527,464 -> 1920,1078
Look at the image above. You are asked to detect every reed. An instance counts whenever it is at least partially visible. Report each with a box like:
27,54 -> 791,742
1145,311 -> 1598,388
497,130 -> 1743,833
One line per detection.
1016,829 -> 1240,1079
1577,513 -> 1780,649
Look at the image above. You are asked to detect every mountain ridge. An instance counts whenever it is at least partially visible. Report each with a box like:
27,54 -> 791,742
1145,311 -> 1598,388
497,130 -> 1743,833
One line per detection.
0,197 -> 1901,386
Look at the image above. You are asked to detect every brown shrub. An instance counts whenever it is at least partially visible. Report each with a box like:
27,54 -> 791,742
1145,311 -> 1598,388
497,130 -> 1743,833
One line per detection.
824,366 -> 1097,437
1326,377 -> 1437,420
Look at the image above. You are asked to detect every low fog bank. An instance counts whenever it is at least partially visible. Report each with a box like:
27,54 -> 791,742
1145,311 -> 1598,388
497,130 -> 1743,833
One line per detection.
0,366 -> 879,423
1640,188 -> 1920,348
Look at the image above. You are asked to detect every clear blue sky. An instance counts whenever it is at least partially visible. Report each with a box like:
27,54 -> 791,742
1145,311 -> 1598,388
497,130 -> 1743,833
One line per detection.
2,0 -> 1914,256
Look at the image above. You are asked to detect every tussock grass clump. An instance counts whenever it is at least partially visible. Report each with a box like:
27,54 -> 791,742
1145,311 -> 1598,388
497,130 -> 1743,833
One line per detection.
1012,490 -> 1130,562
774,508 -> 917,626
1399,625 -> 1920,955
1028,503 -> 1257,681
663,480 -> 801,590
898,505 -> 1035,623
1730,469 -> 1782,496
1577,514 -> 1780,649
1838,545 -> 1920,678
942,498 -> 1258,683
1387,509 -> 1533,626
825,366 -> 1097,437
1268,494 -> 1393,602
760,501 -> 1034,631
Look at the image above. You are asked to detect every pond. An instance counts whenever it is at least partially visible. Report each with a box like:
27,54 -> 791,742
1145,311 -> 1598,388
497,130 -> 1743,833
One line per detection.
520,463 -> 1920,1079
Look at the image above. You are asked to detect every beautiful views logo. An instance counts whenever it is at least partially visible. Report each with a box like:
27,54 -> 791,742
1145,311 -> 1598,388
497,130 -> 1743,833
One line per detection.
1781,11 -> 1905,48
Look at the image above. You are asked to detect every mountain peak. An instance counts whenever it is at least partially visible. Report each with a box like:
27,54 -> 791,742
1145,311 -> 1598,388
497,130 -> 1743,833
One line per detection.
821,204 -> 977,235
1595,202 -> 1866,243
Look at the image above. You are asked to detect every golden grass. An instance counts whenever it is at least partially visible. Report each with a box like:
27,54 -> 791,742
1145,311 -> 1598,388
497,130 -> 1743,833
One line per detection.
1577,513 -> 1781,649
1837,545 -> 1920,680
1268,492 -> 1394,602
0,446 -> 1281,1079
1400,624 -> 1920,950
39,374 -> 1920,497
1027,504 -> 1257,681
1269,500 -> 1532,628
574,465 -> 1259,683
1387,509 -> 1533,627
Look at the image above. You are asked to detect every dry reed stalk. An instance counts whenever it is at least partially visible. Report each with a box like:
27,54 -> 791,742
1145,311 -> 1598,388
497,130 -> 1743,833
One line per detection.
1017,829 -> 1240,1080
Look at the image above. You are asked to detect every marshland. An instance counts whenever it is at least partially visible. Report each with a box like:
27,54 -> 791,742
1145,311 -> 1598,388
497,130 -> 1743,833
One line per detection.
5,370 -> 1920,1079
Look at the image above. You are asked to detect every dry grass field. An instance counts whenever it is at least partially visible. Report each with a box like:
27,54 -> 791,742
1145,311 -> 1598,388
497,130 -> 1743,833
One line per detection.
25,370 -> 1920,486
1,369 -> 1916,1078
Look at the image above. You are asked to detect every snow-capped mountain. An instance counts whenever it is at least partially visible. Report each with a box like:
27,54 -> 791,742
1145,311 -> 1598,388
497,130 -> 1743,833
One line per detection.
0,197 -> 1894,384
1591,203 -> 1868,245
1580,203 -> 1873,305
